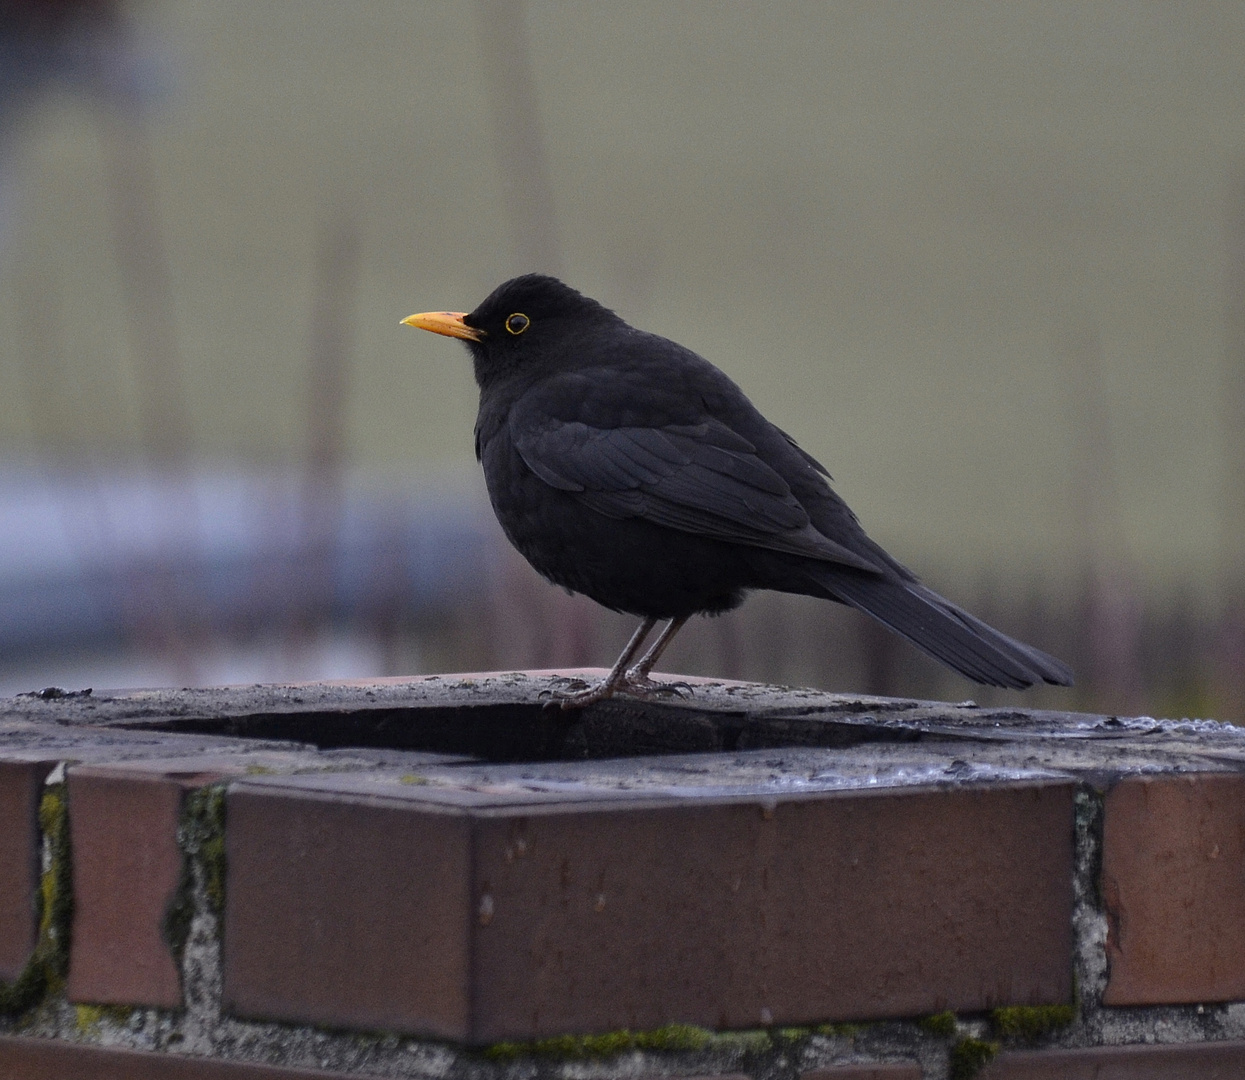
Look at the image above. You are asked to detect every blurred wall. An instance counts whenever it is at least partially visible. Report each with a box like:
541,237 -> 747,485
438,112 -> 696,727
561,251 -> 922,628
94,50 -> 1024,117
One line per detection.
1,2 -> 1243,705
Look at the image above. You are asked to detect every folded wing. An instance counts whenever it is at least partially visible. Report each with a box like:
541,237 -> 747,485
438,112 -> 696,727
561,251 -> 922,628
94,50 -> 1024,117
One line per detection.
510,406 -> 882,573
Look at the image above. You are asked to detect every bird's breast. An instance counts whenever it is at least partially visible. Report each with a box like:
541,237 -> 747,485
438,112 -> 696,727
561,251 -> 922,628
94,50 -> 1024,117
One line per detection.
476,424 -> 755,619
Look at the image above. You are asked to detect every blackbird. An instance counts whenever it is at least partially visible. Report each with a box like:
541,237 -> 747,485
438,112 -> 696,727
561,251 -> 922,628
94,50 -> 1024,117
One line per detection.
403,274 -> 1073,706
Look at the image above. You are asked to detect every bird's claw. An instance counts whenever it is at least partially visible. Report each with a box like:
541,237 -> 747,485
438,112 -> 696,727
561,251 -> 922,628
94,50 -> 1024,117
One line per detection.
619,673 -> 695,700
538,677 -> 589,700
542,674 -> 695,710
548,681 -> 617,709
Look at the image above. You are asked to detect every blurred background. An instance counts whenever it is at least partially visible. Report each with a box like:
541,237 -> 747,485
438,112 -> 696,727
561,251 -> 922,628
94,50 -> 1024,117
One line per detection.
0,0 -> 1242,719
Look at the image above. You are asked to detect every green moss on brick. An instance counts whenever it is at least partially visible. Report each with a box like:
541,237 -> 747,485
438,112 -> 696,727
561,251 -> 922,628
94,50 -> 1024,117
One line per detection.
0,784 -> 74,1016
949,1036 -> 999,1080
164,784 -> 228,968
717,1028 -> 773,1054
481,1042 -> 523,1062
991,1003 -> 1076,1041
74,1002 -> 133,1034
484,1023 -> 727,1060
815,1022 -> 861,1039
919,1010 -> 958,1038
484,1033 -> 618,1061
37,786 -> 72,982
194,786 -> 228,914
634,1023 -> 714,1051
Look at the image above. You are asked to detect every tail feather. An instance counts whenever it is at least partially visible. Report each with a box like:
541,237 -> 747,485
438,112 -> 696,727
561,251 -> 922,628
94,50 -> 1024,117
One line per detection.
919,585 -> 1074,686
804,567 -> 1074,689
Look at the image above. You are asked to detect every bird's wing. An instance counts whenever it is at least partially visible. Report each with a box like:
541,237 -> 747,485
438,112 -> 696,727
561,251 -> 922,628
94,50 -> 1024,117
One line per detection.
509,393 -> 882,573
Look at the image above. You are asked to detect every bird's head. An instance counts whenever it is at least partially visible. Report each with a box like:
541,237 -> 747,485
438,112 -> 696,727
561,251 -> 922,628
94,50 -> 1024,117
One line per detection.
402,274 -> 618,388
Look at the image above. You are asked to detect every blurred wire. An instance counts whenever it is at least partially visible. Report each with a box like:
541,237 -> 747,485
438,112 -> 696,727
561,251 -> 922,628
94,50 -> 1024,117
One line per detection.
1061,320 -> 1143,714
1218,169 -> 1245,720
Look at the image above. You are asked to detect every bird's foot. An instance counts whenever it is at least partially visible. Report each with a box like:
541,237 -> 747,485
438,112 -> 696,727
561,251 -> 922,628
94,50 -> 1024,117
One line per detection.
541,673 -> 694,710
618,672 -> 695,700
540,676 -> 622,710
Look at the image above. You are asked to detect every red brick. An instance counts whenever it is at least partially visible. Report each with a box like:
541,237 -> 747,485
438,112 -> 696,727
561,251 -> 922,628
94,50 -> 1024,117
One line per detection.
802,1066 -> 922,1079
223,773 -> 1074,1040
222,786 -> 474,1038
0,761 -> 54,981
0,1035 -> 365,1079
1102,773 -> 1245,1005
66,758 -> 253,1008
980,1039 -> 1245,1078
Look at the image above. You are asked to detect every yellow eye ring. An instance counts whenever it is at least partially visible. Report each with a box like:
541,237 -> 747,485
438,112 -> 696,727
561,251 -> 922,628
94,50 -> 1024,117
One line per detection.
505,313 -> 530,335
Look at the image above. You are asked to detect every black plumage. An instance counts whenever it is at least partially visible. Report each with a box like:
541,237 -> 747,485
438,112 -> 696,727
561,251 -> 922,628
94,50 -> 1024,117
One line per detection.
403,274 -> 1073,705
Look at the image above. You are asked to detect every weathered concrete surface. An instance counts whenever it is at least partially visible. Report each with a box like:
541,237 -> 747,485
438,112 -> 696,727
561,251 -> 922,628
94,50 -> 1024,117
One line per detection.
5,670 -> 1243,769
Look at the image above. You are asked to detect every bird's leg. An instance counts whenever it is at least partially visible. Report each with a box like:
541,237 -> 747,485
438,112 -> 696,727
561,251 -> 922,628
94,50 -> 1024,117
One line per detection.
621,615 -> 690,694
553,616 -> 658,709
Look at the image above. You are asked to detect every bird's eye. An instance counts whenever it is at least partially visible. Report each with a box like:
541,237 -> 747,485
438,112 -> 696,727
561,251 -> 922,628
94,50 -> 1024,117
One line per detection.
505,313 -> 530,335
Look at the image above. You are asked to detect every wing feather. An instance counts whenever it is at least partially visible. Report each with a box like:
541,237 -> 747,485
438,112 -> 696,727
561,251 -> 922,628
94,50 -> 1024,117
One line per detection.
510,402 -> 880,573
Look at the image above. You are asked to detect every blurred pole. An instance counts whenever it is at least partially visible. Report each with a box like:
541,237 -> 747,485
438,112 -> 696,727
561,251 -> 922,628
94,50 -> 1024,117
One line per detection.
1062,320 -> 1144,715
477,0 -> 599,671
860,614 -> 901,698
474,0 -> 562,276
546,593 -> 598,670
1218,169 -> 1245,721
14,269 -> 80,457
294,215 -> 359,651
714,613 -> 743,681
99,109 -> 193,466
98,103 -> 201,677
12,269 -> 136,647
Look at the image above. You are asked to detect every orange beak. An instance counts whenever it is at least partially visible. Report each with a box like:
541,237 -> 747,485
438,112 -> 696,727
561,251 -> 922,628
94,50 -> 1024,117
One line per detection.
400,310 -> 484,342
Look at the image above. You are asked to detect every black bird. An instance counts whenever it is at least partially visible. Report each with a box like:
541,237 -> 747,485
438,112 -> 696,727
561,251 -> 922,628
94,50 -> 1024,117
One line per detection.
403,275 -> 1073,706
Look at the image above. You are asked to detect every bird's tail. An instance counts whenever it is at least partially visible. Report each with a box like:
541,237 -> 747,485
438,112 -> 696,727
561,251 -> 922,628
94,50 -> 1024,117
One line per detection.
803,567 -> 1074,689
